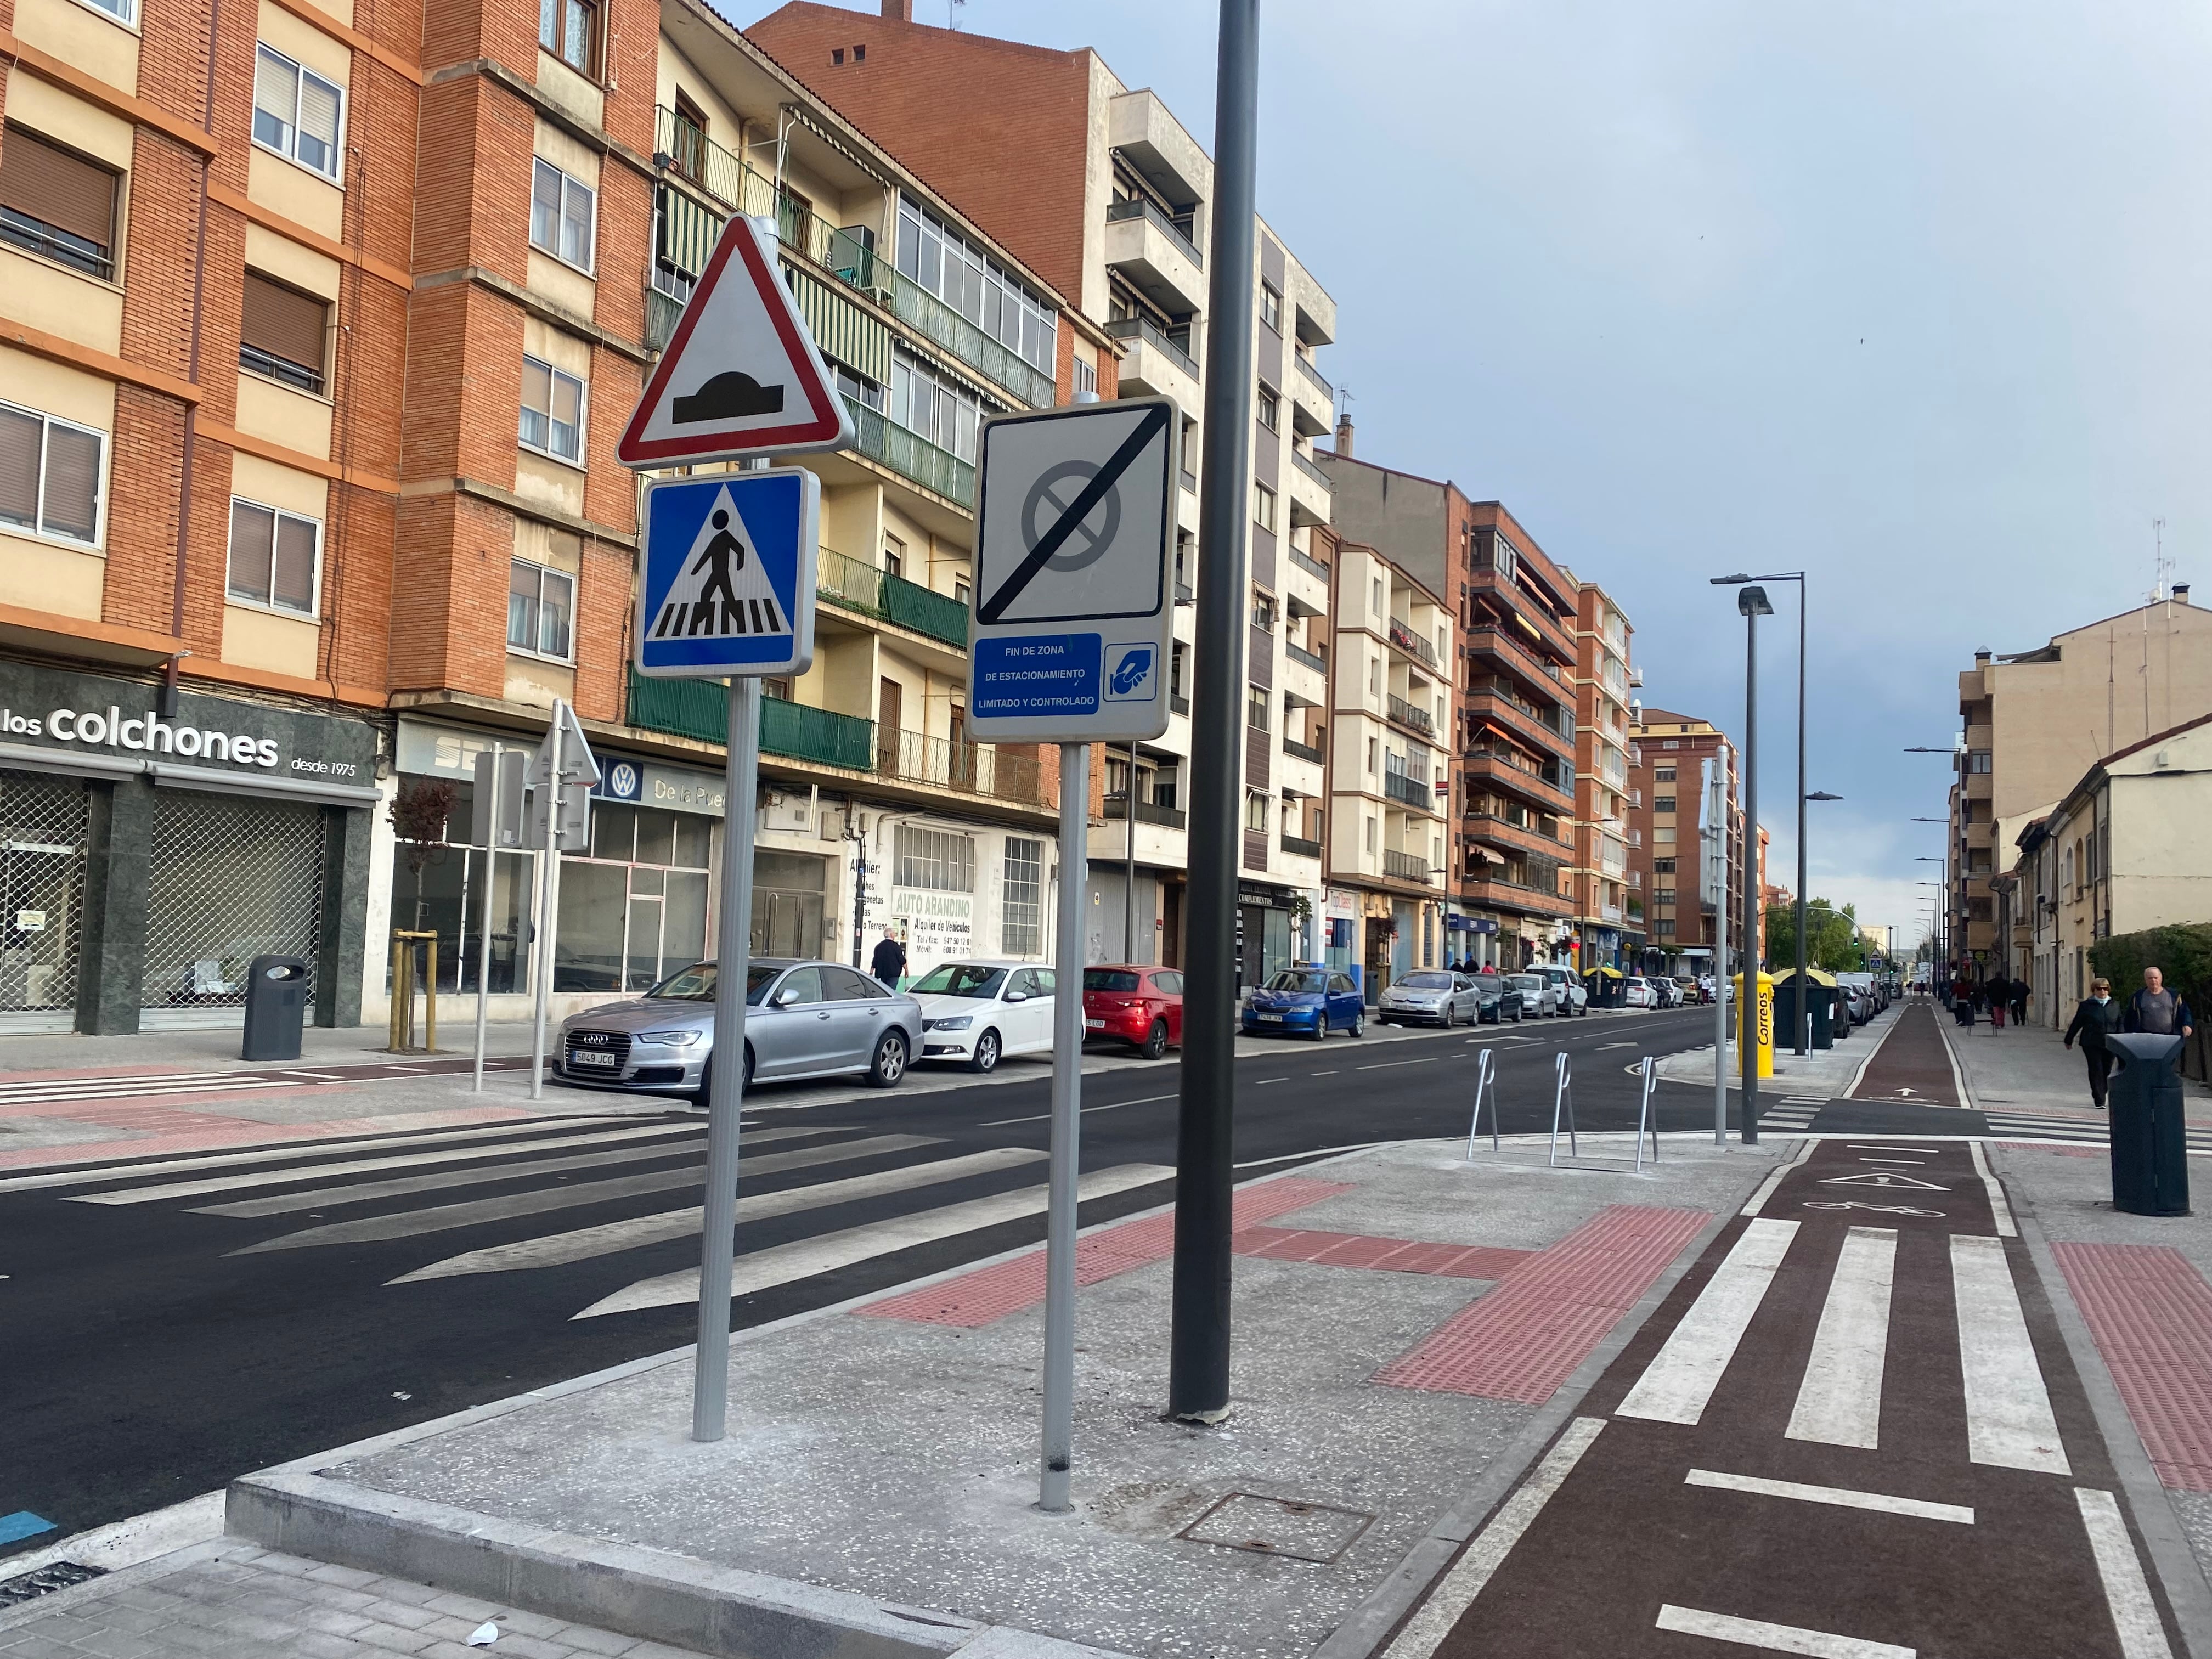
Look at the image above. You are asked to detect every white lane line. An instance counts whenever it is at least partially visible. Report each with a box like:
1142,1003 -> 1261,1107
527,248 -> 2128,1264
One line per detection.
1234,1143 -> 1384,1169
1356,1058 -> 1439,1071
392,1147 -> 1051,1283
1617,1218 -> 1798,1426
977,1092 -> 1176,1128
1655,1604 -> 1914,1657
65,1123 -> 704,1205
0,1076 -> 317,1105
1254,1077 -> 1289,1085
1951,1233 -> 2069,1474
1739,1142 -> 1817,1217
1849,1145 -> 1939,1153
1379,1418 -> 1606,1659
1786,1227 -> 1896,1450
0,1117 -> 631,1194
2076,1487 -> 2176,1659
230,1133 -> 944,1252
571,1161 -> 1172,1317
1598,1042 -> 1637,1051
1967,1139 -> 2018,1237
1685,1468 -> 1970,1525
195,1124 -> 841,1217
1310,1070 -> 1339,1076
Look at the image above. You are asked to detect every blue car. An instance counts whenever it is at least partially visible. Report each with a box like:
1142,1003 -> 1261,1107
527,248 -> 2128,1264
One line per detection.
1242,967 -> 1365,1041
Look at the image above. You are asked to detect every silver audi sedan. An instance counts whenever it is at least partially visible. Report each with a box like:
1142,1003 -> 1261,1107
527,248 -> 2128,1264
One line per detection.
554,958 -> 923,1098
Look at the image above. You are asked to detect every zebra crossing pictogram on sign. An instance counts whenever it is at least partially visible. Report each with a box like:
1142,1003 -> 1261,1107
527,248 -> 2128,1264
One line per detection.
646,486 -> 791,642
634,467 -> 817,679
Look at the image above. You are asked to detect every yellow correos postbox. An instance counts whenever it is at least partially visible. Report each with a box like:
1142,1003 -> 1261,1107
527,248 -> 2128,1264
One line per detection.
1732,970 -> 1775,1079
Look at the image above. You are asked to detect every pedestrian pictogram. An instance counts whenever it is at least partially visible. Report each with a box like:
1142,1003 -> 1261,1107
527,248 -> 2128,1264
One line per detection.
616,215 -> 852,467
968,397 -> 1176,742
635,469 -> 817,680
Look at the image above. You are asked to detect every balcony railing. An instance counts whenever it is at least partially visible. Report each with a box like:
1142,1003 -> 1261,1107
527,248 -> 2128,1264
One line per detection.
879,726 -> 1044,807
1171,692 -> 1191,716
1289,545 -> 1331,584
653,106 -> 1054,408
1281,834 -> 1322,859
1291,448 -> 1333,492
1104,194 -> 1203,268
1384,771 -> 1432,809
766,697 -> 879,771
644,285 -> 684,352
843,395 -> 975,507
1383,849 -> 1433,884
816,547 -> 969,649
1103,795 -> 1188,831
1285,640 -> 1326,674
1283,736 -> 1324,765
1294,349 -> 1333,405
1104,314 -> 1198,380
1387,617 -> 1438,669
1387,693 -> 1435,736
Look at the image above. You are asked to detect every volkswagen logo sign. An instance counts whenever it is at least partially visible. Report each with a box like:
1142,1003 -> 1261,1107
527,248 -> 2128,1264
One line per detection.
606,761 -> 641,800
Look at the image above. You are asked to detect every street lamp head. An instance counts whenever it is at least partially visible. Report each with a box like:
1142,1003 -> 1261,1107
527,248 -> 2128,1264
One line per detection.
1738,585 -> 1774,617
1806,791 -> 1843,802
1710,573 -> 1754,585
1909,816 -> 1946,822
1902,747 -> 1951,754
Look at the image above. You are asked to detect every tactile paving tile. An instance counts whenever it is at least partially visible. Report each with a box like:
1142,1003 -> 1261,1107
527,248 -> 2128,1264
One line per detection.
2053,1242 -> 2212,1491
1373,1205 -> 1713,1403
1232,1226 -> 1534,1279
856,1176 -> 1355,1328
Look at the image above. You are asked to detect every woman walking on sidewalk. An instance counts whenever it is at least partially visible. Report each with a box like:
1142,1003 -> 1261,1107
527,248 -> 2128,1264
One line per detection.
2063,977 -> 2120,1109
1986,974 -> 2008,1029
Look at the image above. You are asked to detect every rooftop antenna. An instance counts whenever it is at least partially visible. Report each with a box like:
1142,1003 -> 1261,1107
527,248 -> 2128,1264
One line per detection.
950,0 -> 964,27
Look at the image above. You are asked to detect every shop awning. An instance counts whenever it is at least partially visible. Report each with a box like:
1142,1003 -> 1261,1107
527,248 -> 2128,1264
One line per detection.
0,740 -> 144,781
147,760 -> 381,808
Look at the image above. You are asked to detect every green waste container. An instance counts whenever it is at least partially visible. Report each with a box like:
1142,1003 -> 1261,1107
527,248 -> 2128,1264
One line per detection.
1773,974 -> 1835,1051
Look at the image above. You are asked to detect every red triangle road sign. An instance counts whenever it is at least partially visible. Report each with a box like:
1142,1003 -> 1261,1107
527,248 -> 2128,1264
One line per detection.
617,213 -> 853,467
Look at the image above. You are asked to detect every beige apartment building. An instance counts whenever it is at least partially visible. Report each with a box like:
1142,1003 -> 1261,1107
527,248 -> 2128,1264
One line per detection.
1318,530 -> 1453,994
746,0 -> 1342,981
1568,579 -> 1641,970
1627,708 -> 1745,978
1947,590 -> 2212,983
2015,712 -> 2212,1024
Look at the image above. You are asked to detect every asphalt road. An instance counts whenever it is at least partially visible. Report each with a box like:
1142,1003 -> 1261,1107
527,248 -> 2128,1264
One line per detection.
0,1006 -> 1725,1555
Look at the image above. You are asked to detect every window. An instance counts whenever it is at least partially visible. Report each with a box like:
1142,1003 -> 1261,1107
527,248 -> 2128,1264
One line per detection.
239,272 -> 329,394
1170,642 -> 1187,697
1256,387 -> 1279,432
895,194 -> 1058,374
253,44 -> 343,181
1655,796 -> 1677,814
507,559 -> 574,659
1246,792 -> 1269,832
1246,686 -> 1269,730
0,400 -> 104,546
1364,816 -> 1377,853
1966,750 -> 1993,774
1654,859 -> 1676,875
519,355 -> 585,464
1251,481 -> 1277,534
1260,282 -> 1282,333
1366,737 -> 1377,774
227,499 -> 319,615
882,534 -> 905,579
1073,356 -> 1097,399
538,0 -> 597,75
529,158 -> 596,272
74,0 -> 137,19
1002,837 -> 1042,955
557,804 -> 713,992
1368,657 -> 1381,697
1656,766 -> 1677,782
890,349 -> 994,462
1370,576 -> 1383,617
0,125 -> 118,280
1663,739 -> 1680,751
1251,592 -> 1275,631
895,825 -> 973,892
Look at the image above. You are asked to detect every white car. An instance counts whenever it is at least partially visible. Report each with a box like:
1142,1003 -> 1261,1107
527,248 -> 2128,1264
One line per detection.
1538,966 -> 1589,1017
1622,975 -> 1658,1008
910,960 -> 1057,1073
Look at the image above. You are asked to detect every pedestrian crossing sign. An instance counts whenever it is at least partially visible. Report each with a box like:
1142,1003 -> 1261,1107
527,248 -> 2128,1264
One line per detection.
635,469 -> 817,680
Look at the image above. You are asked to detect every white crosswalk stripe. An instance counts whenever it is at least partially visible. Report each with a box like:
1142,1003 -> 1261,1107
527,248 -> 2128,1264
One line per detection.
1618,1218 -> 1799,1426
1951,1233 -> 2069,1475
1787,1226 -> 1895,1449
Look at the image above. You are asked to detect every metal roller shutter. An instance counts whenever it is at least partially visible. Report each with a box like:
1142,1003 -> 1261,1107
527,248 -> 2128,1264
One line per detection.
142,792 -> 325,1015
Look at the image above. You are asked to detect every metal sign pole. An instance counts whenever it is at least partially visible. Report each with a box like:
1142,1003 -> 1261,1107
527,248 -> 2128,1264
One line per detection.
1039,740 -> 1090,1511
694,675 -> 760,1442
529,715 -> 564,1102
1741,614 -> 1761,1146
1170,0 -> 1261,1425
472,741 -> 503,1093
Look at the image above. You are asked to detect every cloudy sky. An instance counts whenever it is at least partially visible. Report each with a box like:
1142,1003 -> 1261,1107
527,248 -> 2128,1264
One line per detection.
730,0 -> 2212,950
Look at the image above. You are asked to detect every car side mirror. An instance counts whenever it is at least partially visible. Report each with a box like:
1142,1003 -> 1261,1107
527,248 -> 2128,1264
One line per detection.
772,987 -> 800,1008
1005,991 -> 1028,1003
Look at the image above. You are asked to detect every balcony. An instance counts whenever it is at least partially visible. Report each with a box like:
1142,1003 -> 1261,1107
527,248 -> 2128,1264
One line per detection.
1290,351 -> 1333,435
1103,794 -> 1188,831
1465,812 -> 1568,858
1463,748 -> 1576,814
878,726 -> 1045,807
1281,834 -> 1322,859
766,697 -> 879,770
1171,693 -> 1190,716
1384,771 -> 1434,809
1283,736 -> 1324,765
1465,625 -> 1565,695
1289,545 -> 1331,585
1387,693 -> 1436,737
1466,689 -> 1573,758
842,396 -> 975,507
1386,617 -> 1439,669
1383,849 -> 1434,885
1459,873 -> 1575,918
1104,195 -> 1204,313
1291,448 -> 1333,493
816,547 -> 969,650
1104,314 -> 1199,388
1284,640 -> 1327,676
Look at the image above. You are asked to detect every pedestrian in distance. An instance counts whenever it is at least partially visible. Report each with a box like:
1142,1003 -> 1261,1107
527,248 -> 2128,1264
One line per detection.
2010,979 -> 2029,1027
2063,977 -> 2121,1109
2123,966 -> 2196,1043
869,927 -> 907,992
1986,974 -> 2008,1029
1955,983 -> 1977,1029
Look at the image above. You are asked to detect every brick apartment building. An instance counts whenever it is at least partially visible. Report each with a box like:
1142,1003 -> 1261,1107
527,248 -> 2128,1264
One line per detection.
745,0 -> 1342,986
1625,707 -> 1745,980
1319,449 -> 1579,972
0,0 -> 1106,1035
1567,578 -> 1640,973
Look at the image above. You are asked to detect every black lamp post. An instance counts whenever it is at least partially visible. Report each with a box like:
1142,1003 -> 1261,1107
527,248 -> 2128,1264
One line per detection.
1735,584 -> 1773,1142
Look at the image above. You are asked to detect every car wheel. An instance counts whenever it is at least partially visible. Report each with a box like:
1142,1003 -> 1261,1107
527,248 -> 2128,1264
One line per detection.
1141,1019 -> 1170,1061
1309,1013 -> 1328,1041
867,1029 -> 909,1088
1442,1003 -> 1456,1029
968,1028 -> 1001,1074
1350,1009 -> 1365,1039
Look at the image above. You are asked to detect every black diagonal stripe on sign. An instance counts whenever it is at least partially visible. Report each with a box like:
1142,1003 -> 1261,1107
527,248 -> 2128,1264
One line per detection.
978,403 -> 1171,624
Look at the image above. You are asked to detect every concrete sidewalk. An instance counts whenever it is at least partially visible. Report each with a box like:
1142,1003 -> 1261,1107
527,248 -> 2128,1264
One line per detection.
1938,1003 -> 2212,1119
7,1136 -> 1780,1659
1652,1002 -> 1897,1095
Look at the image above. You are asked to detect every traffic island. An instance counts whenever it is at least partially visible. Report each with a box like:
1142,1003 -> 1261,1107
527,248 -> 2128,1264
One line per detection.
227,1139 -> 1780,1659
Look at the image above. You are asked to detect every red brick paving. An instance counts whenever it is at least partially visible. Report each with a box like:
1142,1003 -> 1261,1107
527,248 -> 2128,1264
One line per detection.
2053,1241 -> 2212,1490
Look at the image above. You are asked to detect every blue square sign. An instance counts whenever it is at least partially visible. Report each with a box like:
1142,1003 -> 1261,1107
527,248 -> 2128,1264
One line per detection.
636,469 -> 818,679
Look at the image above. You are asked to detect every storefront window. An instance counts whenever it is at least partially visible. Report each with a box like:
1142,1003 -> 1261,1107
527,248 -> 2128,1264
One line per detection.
753,850 -> 826,958
555,803 -> 711,991
386,779 -> 535,994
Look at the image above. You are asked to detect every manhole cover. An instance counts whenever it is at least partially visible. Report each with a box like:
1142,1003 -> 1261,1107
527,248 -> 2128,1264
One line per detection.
1177,1493 -> 1376,1564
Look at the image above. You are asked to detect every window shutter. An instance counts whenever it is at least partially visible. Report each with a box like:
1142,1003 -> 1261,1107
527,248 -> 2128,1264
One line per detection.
0,407 -> 38,529
40,424 -> 100,543
229,500 -> 274,603
0,127 -> 117,249
272,514 -> 318,612
241,273 -> 328,375
254,48 -> 298,133
297,73 -> 341,153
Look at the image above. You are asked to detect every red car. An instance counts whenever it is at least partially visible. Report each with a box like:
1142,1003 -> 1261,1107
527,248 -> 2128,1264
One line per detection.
1082,964 -> 1184,1058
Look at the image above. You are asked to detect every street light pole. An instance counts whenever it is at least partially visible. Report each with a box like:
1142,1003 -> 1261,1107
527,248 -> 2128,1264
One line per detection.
1737,585 -> 1772,1143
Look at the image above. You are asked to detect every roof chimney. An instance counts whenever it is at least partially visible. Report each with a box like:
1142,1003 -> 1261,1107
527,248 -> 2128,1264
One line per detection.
882,0 -> 912,19
1973,649 -> 1992,664
2175,583 -> 2191,605
1333,410 -> 1353,459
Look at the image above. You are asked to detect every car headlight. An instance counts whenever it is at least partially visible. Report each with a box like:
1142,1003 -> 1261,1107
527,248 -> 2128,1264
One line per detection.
639,1029 -> 702,1047
927,1015 -> 973,1031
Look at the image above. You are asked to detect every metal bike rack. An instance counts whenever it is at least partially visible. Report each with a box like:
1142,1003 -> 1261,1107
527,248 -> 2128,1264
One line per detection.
1465,1047 -> 1500,1159
1549,1051 -> 1577,1166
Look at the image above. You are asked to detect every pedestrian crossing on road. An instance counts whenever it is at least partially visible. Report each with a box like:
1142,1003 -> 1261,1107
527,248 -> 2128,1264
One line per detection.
1984,1108 -> 2212,1156
1755,1096 -> 1830,1132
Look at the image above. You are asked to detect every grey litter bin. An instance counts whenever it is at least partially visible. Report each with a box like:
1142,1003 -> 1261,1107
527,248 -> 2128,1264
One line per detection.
241,955 -> 309,1062
1775,975 -> 1835,1051
2108,1031 -> 2190,1217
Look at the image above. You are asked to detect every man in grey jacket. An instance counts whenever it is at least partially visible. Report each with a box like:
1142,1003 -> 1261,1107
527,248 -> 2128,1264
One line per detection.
2124,966 -> 2196,1043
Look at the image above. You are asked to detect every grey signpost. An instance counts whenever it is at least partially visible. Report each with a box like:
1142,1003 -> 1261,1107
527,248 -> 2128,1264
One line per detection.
525,701 -> 599,1102
968,396 -> 1176,1513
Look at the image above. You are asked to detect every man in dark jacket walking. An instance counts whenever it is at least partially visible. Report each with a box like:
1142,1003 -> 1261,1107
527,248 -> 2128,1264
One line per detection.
869,928 -> 907,991
2064,977 -> 2121,1108
1985,974 -> 2009,1029
2123,966 -> 2196,1042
